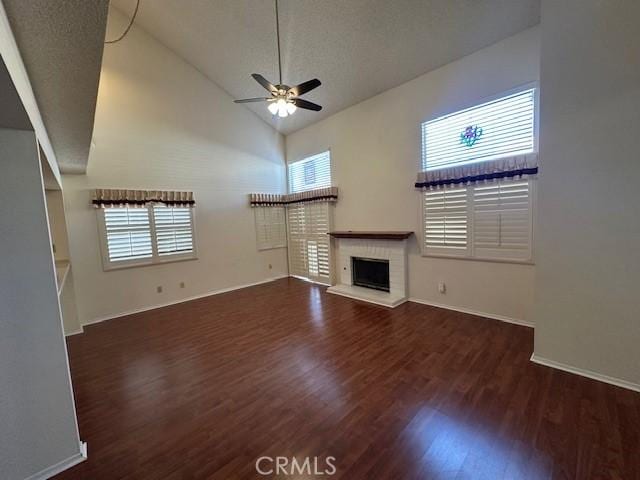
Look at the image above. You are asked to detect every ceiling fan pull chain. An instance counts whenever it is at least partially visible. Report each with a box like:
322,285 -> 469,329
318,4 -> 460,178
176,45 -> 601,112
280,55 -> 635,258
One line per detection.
275,0 -> 283,86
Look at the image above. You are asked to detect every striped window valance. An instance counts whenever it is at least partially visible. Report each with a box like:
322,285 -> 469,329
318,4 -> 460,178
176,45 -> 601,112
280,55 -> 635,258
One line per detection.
415,154 -> 538,190
249,187 -> 338,207
92,189 -> 195,208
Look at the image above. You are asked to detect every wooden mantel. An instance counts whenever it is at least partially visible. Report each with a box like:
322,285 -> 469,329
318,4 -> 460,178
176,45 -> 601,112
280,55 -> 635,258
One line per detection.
328,231 -> 414,240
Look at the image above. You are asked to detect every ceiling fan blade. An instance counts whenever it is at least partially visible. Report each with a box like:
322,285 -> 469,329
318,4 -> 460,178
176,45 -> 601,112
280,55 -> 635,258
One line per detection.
234,97 -> 272,103
289,78 -> 321,97
292,98 -> 322,111
251,73 -> 277,93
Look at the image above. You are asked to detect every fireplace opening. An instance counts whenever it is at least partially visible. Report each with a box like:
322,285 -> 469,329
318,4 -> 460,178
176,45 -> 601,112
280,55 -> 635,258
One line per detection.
352,257 -> 390,292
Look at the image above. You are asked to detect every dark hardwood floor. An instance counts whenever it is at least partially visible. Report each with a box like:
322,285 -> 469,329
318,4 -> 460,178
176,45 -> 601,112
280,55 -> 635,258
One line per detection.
55,278 -> 640,479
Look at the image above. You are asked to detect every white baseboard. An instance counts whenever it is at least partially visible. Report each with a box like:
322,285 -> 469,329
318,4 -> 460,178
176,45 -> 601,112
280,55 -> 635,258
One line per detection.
530,353 -> 640,393
408,297 -> 534,328
82,275 -> 290,328
64,327 -> 84,337
24,442 -> 87,480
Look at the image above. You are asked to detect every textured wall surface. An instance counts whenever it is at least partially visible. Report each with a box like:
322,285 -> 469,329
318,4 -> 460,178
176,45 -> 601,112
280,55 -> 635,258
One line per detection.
0,128 -> 80,479
286,28 -> 539,323
533,0 -> 640,386
63,9 -> 288,326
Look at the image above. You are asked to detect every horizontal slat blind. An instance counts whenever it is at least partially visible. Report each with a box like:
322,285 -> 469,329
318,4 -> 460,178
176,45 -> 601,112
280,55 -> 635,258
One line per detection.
104,208 -> 153,262
254,206 -> 286,250
423,187 -> 468,254
473,180 -> 531,259
287,202 -> 331,282
422,88 -> 535,171
153,206 -> 194,256
288,151 -> 331,193
423,180 -> 532,261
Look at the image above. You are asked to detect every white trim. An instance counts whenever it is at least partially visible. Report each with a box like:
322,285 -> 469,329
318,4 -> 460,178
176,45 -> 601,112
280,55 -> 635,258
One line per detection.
82,275 -> 290,327
530,354 -> 640,393
24,442 -> 87,480
408,297 -> 533,328
65,327 -> 84,337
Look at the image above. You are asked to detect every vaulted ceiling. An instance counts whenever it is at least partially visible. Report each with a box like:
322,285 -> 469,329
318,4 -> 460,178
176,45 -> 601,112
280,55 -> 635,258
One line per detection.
112,0 -> 540,135
2,0 -> 109,173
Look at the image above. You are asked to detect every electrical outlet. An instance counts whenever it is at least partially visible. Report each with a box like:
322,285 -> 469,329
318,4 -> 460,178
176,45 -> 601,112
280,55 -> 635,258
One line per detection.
179,282 -> 185,289
157,286 -> 163,293
438,281 -> 446,294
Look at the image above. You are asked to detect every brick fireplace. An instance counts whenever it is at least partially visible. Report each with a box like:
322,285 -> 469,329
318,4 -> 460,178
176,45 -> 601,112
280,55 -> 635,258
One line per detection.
327,231 -> 413,308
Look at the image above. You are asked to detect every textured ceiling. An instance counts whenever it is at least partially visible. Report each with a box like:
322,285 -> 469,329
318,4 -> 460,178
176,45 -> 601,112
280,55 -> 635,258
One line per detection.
3,0 -> 109,173
112,0 -> 540,135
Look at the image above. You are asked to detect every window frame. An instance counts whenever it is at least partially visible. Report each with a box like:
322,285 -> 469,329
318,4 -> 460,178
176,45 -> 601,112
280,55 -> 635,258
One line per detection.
287,149 -> 332,194
419,84 -> 538,264
97,204 -> 198,271
420,179 -> 535,264
420,83 -> 539,171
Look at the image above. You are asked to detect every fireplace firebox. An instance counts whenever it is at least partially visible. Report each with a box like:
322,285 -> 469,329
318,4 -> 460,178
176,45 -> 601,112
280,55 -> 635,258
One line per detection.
351,257 -> 390,292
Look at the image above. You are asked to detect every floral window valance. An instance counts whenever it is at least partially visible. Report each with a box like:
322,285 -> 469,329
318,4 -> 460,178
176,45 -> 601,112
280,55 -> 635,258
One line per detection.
249,187 -> 338,207
92,189 -> 195,208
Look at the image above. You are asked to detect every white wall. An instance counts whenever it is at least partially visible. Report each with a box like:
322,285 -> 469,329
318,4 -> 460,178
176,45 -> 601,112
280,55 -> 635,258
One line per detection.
45,190 -> 70,261
0,128 -> 81,479
286,27 -> 539,323
64,9 -> 288,325
533,1 -> 640,386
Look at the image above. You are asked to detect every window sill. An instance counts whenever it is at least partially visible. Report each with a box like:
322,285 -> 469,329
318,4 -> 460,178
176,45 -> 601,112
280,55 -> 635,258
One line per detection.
103,255 -> 198,272
420,252 -> 534,266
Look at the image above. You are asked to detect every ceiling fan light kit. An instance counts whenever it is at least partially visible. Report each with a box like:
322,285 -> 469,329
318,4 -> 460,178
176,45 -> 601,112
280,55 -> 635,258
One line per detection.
234,0 -> 322,118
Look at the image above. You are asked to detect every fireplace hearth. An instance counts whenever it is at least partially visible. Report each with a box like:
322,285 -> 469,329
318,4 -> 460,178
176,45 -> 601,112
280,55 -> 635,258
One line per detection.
326,231 -> 413,308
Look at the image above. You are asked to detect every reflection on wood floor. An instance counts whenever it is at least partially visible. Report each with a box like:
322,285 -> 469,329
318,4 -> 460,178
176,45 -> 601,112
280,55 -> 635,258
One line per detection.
55,277 -> 640,479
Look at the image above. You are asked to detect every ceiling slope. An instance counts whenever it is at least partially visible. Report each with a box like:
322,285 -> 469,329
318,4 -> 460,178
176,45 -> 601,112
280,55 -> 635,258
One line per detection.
112,0 -> 540,135
2,0 -> 109,173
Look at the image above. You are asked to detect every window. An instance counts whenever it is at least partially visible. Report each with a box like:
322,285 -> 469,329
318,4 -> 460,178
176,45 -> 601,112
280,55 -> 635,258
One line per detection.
288,151 -> 331,193
421,87 -> 536,262
285,150 -> 333,283
153,206 -> 195,256
287,202 -> 331,283
254,206 -> 286,250
98,205 -> 196,270
422,88 -> 536,171
423,179 -> 533,261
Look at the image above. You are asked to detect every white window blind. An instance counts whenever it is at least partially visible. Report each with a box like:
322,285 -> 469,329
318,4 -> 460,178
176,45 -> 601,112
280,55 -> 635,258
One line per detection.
254,206 -> 286,250
472,180 -> 531,260
423,187 -> 469,255
287,202 -> 331,283
98,205 -> 196,270
422,179 -> 532,261
103,208 -> 153,262
153,206 -> 195,256
288,151 -> 331,193
422,88 -> 535,171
